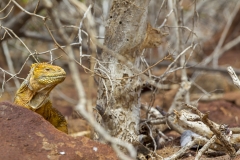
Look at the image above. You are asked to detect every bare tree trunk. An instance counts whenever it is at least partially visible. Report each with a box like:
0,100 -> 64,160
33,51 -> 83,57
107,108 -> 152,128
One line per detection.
96,0 -> 150,143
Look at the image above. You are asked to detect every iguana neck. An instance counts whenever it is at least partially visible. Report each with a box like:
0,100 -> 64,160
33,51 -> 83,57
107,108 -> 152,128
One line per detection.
14,82 -> 55,110
14,67 -> 34,108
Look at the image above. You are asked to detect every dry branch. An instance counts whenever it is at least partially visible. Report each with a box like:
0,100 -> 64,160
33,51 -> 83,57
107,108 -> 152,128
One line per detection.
174,104 -> 240,158
187,104 -> 236,158
195,135 -> 217,160
211,1 -> 240,67
164,137 -> 195,160
174,109 -> 215,139
2,1 -> 44,37
228,66 -> 240,89
202,1 -> 240,67
1,41 -> 20,88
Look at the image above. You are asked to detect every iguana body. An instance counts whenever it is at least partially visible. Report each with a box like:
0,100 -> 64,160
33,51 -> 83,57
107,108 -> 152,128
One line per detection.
14,63 -> 68,133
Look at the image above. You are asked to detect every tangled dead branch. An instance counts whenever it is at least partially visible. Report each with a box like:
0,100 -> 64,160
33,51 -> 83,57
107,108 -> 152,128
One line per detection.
1,0 -> 240,159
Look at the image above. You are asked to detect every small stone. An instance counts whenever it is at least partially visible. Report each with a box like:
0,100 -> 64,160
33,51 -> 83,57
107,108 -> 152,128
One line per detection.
59,151 -> 65,155
93,147 -> 98,152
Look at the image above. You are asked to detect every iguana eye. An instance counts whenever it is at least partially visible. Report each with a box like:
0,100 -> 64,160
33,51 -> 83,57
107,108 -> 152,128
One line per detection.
45,68 -> 50,71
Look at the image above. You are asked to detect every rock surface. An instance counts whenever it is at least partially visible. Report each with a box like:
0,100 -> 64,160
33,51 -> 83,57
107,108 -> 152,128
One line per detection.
0,102 -> 117,160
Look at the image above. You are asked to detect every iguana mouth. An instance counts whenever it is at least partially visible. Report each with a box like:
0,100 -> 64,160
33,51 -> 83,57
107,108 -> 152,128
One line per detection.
42,75 -> 66,79
38,75 -> 66,84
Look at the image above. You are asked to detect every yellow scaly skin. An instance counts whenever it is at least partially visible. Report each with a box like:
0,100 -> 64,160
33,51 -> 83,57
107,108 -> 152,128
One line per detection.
14,63 -> 68,134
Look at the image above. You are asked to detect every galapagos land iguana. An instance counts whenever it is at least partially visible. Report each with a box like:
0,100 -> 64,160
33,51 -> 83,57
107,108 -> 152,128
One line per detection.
14,63 -> 68,133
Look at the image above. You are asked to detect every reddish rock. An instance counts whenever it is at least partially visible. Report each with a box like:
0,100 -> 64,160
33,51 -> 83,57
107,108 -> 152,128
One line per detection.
198,100 -> 240,127
0,102 -> 117,160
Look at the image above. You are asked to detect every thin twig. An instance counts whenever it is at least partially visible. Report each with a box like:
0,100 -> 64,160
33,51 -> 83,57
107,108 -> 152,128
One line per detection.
164,25 -> 198,38
0,6 -> 14,20
0,0 -> 11,12
33,0 -> 40,14
2,26 -> 38,62
195,135 -> 217,160
10,0 -> 46,20
1,41 -> 20,88
154,0 -> 166,27
201,1 -> 240,67
158,9 -> 173,29
160,45 -> 194,79
227,66 -> 240,90
164,138 -> 196,160
78,4 -> 92,64
0,69 -> 6,98
123,55 -> 172,79
212,1 -> 240,67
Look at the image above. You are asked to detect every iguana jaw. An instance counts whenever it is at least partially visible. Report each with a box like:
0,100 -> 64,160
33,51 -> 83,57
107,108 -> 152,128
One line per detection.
37,75 -> 66,84
29,75 -> 65,109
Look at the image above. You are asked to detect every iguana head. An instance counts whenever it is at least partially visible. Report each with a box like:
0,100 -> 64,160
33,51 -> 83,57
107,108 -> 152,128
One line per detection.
29,63 -> 66,91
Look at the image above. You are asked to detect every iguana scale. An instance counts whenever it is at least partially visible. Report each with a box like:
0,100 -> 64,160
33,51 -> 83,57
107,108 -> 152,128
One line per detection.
14,63 -> 68,133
